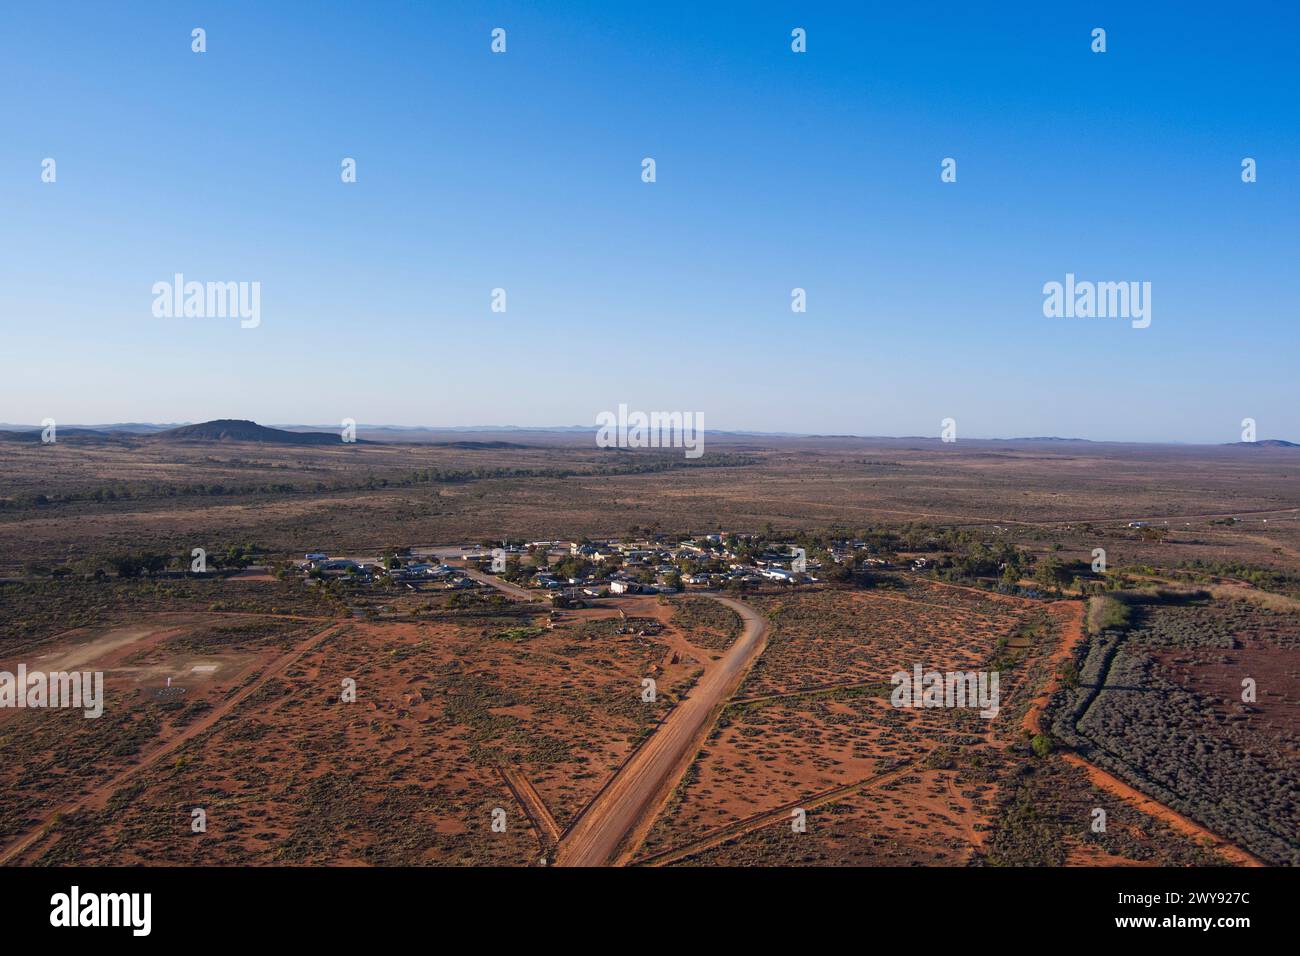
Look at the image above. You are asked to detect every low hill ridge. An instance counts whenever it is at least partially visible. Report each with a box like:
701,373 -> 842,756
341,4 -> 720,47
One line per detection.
153,420 -> 346,445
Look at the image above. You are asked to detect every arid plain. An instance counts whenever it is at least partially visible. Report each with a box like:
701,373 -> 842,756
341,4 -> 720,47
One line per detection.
1,430 -> 1296,866
2,431 -> 1297,570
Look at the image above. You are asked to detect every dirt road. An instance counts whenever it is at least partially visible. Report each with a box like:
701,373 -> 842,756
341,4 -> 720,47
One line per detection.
461,568 -> 536,601
498,766 -> 562,848
554,594 -> 768,867
635,760 -> 913,867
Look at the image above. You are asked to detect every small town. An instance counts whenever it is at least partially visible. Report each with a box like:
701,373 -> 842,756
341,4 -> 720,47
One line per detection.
291,525 -> 1118,609
297,533 -> 832,602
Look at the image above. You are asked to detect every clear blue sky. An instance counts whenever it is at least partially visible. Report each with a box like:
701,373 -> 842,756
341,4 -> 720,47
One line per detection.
1,1 -> 1296,442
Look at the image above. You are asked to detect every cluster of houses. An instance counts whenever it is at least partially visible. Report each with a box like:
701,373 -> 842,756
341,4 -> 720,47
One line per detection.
460,543 -> 687,597
299,553 -> 479,589
470,535 -> 840,597
300,533 -> 899,600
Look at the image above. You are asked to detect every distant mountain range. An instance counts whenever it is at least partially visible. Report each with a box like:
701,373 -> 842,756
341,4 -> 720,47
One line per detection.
0,420 -> 1295,447
0,419 -> 347,445
0,422 -> 180,434
0,427 -> 114,441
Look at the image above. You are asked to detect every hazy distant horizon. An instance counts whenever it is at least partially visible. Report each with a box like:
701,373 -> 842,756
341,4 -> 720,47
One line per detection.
2,416 -> 1295,447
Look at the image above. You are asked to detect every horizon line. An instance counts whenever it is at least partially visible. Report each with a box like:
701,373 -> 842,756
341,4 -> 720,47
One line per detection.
1,419 -> 1294,448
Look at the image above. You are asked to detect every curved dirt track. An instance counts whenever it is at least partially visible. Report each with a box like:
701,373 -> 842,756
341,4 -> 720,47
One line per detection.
1024,602 -> 1261,868
1060,753 -> 1263,867
554,594 -> 768,867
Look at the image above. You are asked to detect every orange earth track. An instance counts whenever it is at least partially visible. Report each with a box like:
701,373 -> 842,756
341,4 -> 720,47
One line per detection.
633,760 -> 915,867
1026,601 -> 1263,868
554,594 -> 769,867
1060,754 -> 1263,867
0,620 -> 346,866
498,766 -> 562,849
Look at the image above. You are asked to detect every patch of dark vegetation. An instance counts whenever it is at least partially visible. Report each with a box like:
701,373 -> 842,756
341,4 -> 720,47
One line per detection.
668,597 -> 742,650
982,756 -> 1223,866
1047,594 -> 1300,865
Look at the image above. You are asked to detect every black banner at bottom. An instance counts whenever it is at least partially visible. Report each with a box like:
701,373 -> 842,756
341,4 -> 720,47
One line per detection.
0,864 -> 1281,942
